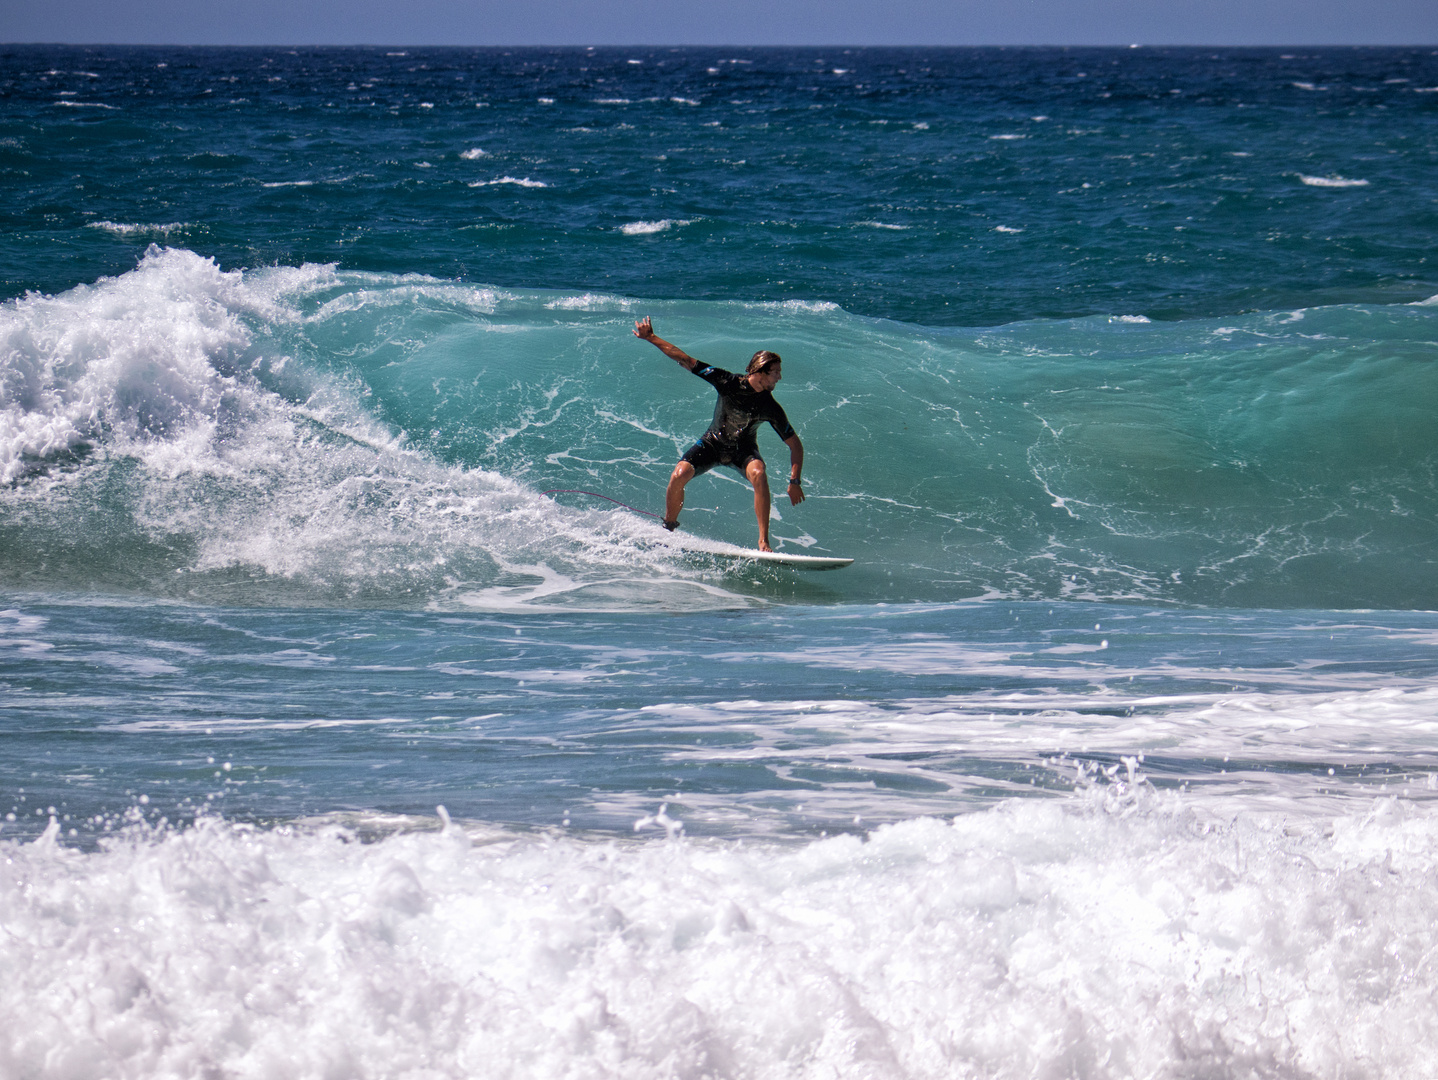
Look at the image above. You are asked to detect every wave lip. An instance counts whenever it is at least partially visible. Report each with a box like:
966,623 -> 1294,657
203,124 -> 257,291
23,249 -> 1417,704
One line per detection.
0,245 -> 274,485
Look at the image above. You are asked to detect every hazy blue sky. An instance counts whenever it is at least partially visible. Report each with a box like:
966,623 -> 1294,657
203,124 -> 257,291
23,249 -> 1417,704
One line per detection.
2,0 -> 1435,46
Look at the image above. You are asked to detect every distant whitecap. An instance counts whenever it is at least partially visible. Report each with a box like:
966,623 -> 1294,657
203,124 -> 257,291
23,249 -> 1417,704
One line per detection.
459,148 -> 487,160
469,177 -> 549,188
87,221 -> 187,237
619,219 -> 695,235
1299,174 -> 1369,188
994,225 -> 1023,233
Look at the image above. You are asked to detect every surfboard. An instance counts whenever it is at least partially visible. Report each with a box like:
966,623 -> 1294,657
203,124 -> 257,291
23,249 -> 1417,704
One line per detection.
541,490 -> 854,569
673,541 -> 854,570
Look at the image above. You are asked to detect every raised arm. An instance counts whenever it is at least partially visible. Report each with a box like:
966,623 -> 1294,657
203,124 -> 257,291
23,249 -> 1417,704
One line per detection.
634,317 -> 701,371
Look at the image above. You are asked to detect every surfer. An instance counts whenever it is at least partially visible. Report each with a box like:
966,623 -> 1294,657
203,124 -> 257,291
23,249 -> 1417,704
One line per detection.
634,316 -> 804,552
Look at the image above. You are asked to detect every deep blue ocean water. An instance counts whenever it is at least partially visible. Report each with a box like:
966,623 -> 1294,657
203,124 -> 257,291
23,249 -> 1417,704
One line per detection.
4,45 -> 1438,1078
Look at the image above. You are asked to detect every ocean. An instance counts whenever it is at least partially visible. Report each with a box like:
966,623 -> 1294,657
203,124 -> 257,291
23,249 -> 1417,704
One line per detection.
4,43 -> 1438,1077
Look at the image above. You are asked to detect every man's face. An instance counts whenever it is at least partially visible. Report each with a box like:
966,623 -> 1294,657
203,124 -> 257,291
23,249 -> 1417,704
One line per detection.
750,363 -> 781,392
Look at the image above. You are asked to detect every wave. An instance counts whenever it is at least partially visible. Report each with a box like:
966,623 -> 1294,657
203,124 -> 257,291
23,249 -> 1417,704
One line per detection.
3,247 -> 1437,609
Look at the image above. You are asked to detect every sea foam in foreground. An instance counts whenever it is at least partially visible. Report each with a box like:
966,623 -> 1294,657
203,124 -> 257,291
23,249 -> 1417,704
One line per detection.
7,788 -> 1438,1078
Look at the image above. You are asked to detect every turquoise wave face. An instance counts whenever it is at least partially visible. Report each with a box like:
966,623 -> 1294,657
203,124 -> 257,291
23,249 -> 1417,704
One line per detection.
2,248 -> 1436,609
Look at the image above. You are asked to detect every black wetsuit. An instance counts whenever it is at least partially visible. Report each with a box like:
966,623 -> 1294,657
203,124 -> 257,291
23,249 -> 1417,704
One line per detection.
680,363 -> 796,476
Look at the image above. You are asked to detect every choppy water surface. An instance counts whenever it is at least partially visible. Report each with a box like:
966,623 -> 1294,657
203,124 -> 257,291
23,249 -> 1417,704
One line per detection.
3,45 -> 1438,1079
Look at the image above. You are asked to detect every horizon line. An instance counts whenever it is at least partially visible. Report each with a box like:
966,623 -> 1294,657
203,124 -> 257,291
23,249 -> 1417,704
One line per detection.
5,41 -> 1437,49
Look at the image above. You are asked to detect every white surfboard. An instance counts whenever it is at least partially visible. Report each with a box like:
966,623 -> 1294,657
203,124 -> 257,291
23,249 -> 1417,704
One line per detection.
539,491 -> 853,569
676,541 -> 854,570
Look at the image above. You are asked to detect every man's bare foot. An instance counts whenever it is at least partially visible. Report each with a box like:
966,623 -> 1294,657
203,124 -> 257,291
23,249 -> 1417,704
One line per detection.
757,539 -> 772,552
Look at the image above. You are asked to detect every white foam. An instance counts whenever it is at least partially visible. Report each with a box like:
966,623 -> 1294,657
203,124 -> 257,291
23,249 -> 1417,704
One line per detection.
7,791 -> 1438,1076
1299,174 -> 1370,188
468,176 -> 548,188
618,219 -> 694,236
593,97 -> 631,104
0,246 -> 287,484
994,225 -> 1023,233
87,221 -> 188,237
543,293 -> 635,310
459,147 -> 487,159
858,221 -> 910,230
990,133 -> 1025,140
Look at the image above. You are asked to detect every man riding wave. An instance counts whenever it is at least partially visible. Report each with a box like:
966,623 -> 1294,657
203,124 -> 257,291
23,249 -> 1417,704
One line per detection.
633,317 -> 804,552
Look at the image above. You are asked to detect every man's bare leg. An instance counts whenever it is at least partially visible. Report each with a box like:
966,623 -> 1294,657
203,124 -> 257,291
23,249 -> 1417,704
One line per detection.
745,458 -> 773,551
665,462 -> 695,529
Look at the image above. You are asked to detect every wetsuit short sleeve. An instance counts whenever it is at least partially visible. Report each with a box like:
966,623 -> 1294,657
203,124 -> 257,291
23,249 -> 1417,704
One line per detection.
767,401 -> 795,442
692,364 -> 735,389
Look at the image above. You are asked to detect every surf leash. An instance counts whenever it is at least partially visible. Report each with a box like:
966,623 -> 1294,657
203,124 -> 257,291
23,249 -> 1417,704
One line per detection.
541,489 -> 667,521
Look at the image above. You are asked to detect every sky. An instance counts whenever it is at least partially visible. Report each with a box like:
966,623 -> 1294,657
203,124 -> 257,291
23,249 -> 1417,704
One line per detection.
1,0 -> 1435,47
